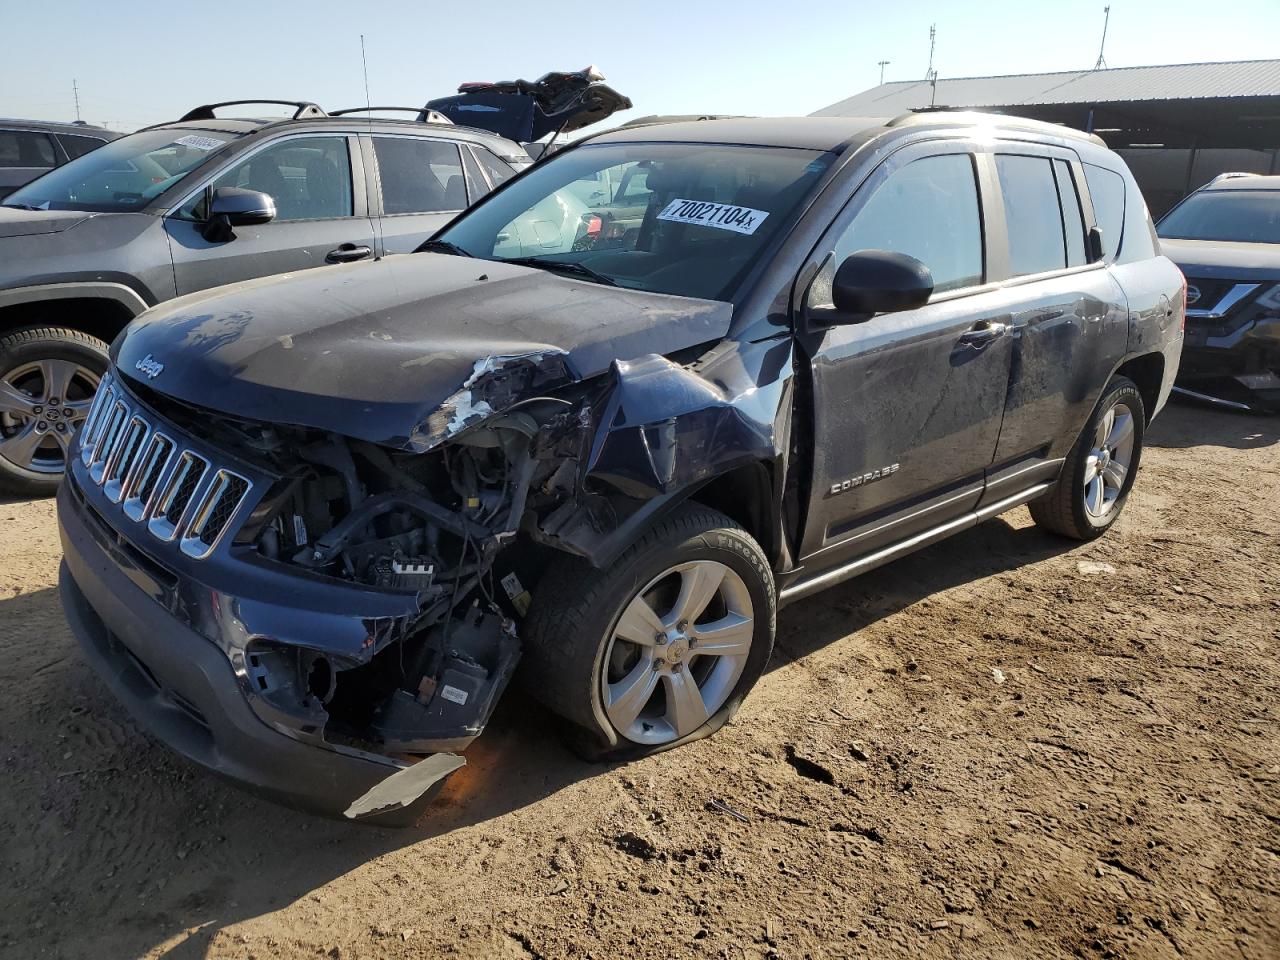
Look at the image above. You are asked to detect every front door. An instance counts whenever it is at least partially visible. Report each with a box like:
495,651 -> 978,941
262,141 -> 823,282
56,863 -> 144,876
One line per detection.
798,145 -> 1015,567
164,134 -> 376,295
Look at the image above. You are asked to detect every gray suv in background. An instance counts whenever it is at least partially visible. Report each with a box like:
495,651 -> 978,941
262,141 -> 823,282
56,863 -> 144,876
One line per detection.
0,100 -> 529,494
0,118 -> 120,200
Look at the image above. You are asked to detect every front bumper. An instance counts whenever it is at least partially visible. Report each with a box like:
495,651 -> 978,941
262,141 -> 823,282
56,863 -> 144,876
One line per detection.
57,479 -> 431,823
1177,314 -> 1280,413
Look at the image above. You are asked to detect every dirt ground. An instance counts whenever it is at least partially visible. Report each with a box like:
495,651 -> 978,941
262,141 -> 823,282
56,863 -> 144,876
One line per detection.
1,401 -> 1277,960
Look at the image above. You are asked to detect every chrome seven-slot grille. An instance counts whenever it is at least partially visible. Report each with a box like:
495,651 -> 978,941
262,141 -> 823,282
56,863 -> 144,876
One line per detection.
77,372 -> 253,560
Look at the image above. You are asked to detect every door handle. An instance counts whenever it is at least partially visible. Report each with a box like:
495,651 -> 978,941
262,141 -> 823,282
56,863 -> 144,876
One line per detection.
958,321 -> 1009,347
325,243 -> 373,264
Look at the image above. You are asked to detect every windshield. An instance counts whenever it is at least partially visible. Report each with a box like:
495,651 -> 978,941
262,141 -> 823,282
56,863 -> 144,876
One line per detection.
1158,189 -> 1280,244
4,129 -> 235,213
434,142 -> 835,301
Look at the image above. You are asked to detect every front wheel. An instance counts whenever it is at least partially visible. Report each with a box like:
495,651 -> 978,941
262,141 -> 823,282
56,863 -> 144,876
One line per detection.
0,326 -> 109,497
1030,376 -> 1146,540
521,504 -> 776,760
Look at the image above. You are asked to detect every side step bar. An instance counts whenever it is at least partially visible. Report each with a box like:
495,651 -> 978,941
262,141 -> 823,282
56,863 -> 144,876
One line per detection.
778,481 -> 1053,606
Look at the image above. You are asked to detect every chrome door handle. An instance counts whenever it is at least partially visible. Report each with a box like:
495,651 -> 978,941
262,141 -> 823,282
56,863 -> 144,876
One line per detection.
958,321 -> 1008,347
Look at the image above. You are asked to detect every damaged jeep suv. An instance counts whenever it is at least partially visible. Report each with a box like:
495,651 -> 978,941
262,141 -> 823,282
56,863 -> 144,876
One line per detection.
58,113 -> 1184,822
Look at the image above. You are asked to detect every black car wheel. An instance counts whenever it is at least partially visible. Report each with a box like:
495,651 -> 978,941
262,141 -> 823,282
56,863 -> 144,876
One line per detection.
1030,376 -> 1146,541
0,326 -> 108,496
521,503 -> 776,760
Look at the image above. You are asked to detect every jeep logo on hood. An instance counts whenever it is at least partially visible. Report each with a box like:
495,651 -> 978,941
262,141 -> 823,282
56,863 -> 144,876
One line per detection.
134,354 -> 165,379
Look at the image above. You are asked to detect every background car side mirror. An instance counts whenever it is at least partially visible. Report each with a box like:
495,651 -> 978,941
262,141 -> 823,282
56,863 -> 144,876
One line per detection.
200,186 -> 276,242
828,250 -> 934,322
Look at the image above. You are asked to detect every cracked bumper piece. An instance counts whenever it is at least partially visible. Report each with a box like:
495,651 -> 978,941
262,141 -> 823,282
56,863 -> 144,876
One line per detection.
57,482 -> 444,824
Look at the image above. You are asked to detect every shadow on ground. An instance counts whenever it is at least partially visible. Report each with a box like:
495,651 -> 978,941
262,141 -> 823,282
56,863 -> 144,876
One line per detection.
1147,397 -> 1280,450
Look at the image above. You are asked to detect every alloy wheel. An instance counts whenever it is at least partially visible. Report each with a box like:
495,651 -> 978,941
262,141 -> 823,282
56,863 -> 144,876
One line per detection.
600,560 -> 755,745
0,359 -> 100,476
1083,400 -> 1136,521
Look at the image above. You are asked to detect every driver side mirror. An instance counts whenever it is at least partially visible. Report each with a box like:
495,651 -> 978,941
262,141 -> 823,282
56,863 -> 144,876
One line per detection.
200,186 -> 276,242
826,250 -> 934,323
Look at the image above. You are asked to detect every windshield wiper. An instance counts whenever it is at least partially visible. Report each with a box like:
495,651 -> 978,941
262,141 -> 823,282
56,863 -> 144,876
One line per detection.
1,202 -> 41,211
500,256 -> 618,286
417,238 -> 472,257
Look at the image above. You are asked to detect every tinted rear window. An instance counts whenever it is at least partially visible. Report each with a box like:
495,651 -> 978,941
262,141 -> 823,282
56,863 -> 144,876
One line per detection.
58,134 -> 108,160
0,130 -> 55,169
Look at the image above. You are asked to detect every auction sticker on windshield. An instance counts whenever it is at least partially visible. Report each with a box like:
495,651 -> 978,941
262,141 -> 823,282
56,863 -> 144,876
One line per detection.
174,135 -> 223,151
657,198 -> 769,235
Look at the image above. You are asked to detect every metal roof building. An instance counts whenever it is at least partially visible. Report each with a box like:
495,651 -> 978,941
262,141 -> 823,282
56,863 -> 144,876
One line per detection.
814,60 -> 1280,216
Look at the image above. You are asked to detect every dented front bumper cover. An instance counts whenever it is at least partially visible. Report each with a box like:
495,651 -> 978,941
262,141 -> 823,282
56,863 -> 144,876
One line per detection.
57,477 -> 480,822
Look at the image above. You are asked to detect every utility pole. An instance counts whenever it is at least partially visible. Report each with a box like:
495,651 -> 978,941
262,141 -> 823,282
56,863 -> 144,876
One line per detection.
72,79 -> 81,122
1093,5 -> 1111,70
877,60 -> 891,85
925,24 -> 936,80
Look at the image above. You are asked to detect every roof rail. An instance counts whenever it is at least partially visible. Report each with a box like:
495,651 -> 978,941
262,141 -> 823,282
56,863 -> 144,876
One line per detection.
331,106 -> 453,124
178,100 -> 327,122
1208,171 -> 1259,184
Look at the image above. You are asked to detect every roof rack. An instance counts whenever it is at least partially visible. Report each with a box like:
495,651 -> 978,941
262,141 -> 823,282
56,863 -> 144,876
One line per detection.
331,106 -> 453,124
1209,171 -> 1259,184
177,100 -> 328,122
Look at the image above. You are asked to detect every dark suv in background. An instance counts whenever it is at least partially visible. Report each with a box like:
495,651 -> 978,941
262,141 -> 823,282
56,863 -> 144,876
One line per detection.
0,118 -> 119,200
0,100 -> 529,494
1157,172 -> 1280,412
57,111 -> 1184,822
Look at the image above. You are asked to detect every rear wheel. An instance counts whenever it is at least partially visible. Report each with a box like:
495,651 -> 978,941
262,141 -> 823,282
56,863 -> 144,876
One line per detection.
521,503 -> 776,760
0,327 -> 108,497
1030,376 -> 1145,540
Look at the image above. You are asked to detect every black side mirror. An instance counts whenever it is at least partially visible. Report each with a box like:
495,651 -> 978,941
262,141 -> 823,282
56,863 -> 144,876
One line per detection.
200,186 -> 276,242
827,250 -> 934,322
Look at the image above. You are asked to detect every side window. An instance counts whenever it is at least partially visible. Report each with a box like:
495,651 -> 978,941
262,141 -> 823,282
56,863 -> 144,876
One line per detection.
196,136 -> 353,221
1083,163 -> 1124,261
996,155 -> 1067,277
831,152 -> 984,294
58,134 -> 107,161
460,147 -> 491,201
1053,160 -> 1087,267
374,138 -> 465,214
473,147 -> 515,187
0,130 -> 56,169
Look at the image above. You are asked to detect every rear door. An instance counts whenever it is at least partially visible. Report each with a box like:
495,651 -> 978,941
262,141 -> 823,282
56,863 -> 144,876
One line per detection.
982,149 -> 1128,502
0,128 -> 57,199
364,134 -> 470,255
797,141 -> 1016,567
164,133 -> 376,295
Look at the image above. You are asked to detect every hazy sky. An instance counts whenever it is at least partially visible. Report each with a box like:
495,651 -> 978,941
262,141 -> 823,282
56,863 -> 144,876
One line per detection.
3,0 -> 1278,132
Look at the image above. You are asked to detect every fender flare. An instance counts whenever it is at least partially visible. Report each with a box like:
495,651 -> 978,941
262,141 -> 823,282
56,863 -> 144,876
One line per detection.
0,281 -> 150,318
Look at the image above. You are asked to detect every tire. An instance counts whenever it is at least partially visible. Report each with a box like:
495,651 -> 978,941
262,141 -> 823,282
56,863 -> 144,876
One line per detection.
1029,376 -> 1146,541
0,326 -> 109,497
521,503 -> 776,761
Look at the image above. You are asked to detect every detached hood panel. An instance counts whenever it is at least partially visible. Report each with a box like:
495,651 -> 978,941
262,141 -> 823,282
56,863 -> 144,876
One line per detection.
113,254 -> 732,449
1160,238 -> 1280,280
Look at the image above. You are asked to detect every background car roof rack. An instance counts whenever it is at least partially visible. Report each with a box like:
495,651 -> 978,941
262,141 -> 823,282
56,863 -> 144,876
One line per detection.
331,106 -> 453,124
178,100 -> 328,122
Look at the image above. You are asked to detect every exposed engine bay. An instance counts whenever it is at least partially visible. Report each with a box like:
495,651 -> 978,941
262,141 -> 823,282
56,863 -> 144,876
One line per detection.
218,395 -> 590,759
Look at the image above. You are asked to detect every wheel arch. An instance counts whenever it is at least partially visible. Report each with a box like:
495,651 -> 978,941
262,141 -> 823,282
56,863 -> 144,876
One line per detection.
1112,351 -> 1164,423
0,282 -> 148,346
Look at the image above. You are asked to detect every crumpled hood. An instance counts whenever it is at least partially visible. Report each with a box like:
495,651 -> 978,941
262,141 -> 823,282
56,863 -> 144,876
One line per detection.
1160,237 -> 1280,281
113,253 -> 733,450
0,207 -> 95,239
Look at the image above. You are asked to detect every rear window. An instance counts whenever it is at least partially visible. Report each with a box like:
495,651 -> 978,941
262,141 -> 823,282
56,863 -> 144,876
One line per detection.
0,130 -> 55,169
996,155 -> 1067,277
1083,163 -> 1125,261
374,137 -> 466,214
1157,189 -> 1280,244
